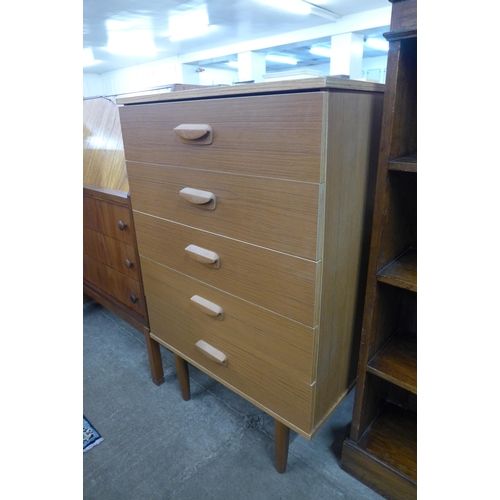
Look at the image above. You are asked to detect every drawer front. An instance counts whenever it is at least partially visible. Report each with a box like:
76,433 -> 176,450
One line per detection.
83,227 -> 139,280
127,162 -> 321,260
119,93 -> 324,183
83,254 -> 144,315
142,257 -> 314,431
83,195 -> 134,245
134,212 -> 318,327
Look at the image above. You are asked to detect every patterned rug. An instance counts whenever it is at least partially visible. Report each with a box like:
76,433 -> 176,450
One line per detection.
83,416 -> 103,452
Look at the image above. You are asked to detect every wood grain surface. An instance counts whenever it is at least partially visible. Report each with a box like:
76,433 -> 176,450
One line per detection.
142,257 -> 314,432
127,161 -> 321,260
83,195 -> 134,245
83,97 -> 128,192
134,212 -> 318,326
83,254 -> 144,315
83,226 -> 139,280
119,93 -> 324,183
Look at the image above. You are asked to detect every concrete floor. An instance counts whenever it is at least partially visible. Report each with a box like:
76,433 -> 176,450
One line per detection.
83,301 -> 383,500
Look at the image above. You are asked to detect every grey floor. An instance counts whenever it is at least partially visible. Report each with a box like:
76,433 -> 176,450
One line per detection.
83,300 -> 384,500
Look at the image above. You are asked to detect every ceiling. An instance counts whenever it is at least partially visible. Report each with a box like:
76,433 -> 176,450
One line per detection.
83,0 -> 391,75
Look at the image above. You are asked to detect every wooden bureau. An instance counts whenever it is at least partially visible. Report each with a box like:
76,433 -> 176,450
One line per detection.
117,78 -> 384,472
83,96 -> 148,332
83,96 -> 164,385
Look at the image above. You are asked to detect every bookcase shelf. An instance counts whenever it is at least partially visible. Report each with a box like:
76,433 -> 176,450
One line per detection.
343,402 -> 417,498
389,154 -> 417,172
341,1 -> 417,498
377,247 -> 417,292
367,331 -> 417,394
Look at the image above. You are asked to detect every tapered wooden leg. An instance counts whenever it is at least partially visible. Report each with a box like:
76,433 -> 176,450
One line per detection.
143,327 -> 165,386
274,420 -> 290,473
174,353 -> 191,401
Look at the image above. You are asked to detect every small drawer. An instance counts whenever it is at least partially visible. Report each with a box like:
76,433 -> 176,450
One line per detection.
119,92 -> 324,183
83,195 -> 135,245
141,257 -> 315,431
83,254 -> 144,315
83,227 -> 140,281
134,212 -> 318,327
127,162 -> 321,260
83,227 -> 139,280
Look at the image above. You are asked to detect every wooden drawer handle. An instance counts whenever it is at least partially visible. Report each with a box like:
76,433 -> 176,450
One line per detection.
174,124 -> 213,144
180,187 -> 216,210
185,244 -> 220,268
195,340 -> 227,366
118,220 -> 128,231
190,295 -> 224,320
130,294 -> 138,304
125,259 -> 133,268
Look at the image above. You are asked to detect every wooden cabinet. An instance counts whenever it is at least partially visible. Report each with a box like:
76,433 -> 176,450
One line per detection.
83,186 -> 147,327
117,77 -> 385,472
83,96 -> 146,329
83,96 -> 164,385
341,1 -> 417,498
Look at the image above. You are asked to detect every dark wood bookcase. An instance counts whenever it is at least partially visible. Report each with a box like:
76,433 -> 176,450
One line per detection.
341,1 -> 417,499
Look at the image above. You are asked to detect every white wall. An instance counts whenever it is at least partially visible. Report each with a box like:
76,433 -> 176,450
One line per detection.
83,59 -> 243,97
83,57 -> 185,97
182,64 -> 238,86
99,57 -> 183,96
83,54 -> 387,97
361,55 -> 388,83
83,73 -> 104,97
84,54 -> 389,97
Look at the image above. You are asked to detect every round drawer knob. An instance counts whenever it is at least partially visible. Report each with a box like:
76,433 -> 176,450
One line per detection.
125,259 -> 133,268
130,295 -> 138,304
118,220 -> 128,231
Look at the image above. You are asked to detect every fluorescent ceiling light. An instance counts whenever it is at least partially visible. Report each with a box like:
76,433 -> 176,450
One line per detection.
307,2 -> 341,22
169,25 -> 217,42
167,5 -> 216,42
265,55 -> 298,65
105,17 -> 157,57
259,0 -> 311,15
365,38 -> 389,51
83,47 -> 96,67
226,61 -> 239,68
309,46 -> 331,58
259,0 -> 340,21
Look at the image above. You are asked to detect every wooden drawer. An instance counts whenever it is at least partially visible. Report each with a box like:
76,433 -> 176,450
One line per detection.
142,257 -> 314,431
134,212 -> 318,327
83,195 -> 135,245
83,254 -> 144,315
127,162 -> 321,260
119,93 -> 324,183
83,227 -> 139,280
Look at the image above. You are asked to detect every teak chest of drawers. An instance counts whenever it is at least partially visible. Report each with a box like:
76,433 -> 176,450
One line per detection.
83,186 -> 147,329
117,77 -> 384,472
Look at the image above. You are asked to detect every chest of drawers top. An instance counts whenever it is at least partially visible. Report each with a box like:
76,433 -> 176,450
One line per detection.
116,77 -> 384,106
